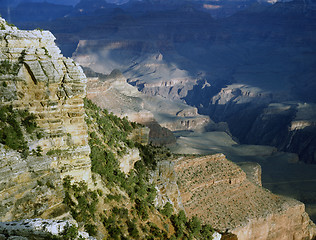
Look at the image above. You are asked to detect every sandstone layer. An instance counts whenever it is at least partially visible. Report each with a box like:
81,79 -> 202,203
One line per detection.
0,18 -> 91,221
174,154 -> 316,240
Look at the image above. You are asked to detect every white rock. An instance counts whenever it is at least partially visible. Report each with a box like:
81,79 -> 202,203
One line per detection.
212,231 -> 222,240
0,219 -> 96,239
7,237 -> 28,240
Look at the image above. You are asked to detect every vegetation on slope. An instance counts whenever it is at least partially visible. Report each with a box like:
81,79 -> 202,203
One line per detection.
62,99 -> 215,239
0,105 -> 42,157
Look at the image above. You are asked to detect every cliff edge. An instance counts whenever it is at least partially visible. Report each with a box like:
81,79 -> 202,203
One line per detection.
0,17 -> 91,221
174,154 -> 316,240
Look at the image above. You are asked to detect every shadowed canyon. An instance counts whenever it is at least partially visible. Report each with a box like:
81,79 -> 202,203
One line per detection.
1,0 -> 316,239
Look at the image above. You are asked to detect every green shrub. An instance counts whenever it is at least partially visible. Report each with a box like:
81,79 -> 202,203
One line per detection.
200,224 -> 215,239
46,149 -> 64,156
18,50 -> 27,63
160,202 -> 174,218
62,225 -> 78,240
148,222 -> 163,238
135,198 -> 149,220
127,220 -> 139,239
170,210 -> 187,238
0,106 -> 42,156
106,194 -> 122,202
62,177 -> 99,225
187,216 -> 201,236
84,224 -> 97,236
112,207 -> 128,219
36,146 -> 42,156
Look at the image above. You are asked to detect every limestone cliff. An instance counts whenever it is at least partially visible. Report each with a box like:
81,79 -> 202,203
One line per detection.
0,17 -> 91,221
174,154 -> 316,240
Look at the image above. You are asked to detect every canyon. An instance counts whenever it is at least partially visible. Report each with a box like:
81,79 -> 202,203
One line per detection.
68,0 -> 316,165
0,17 -> 224,239
66,0 -> 316,223
81,47 -> 316,239
0,0 -> 316,238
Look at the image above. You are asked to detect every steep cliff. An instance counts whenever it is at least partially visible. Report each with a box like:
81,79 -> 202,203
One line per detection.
174,154 -> 316,240
0,17 -> 91,221
0,18 -> 222,240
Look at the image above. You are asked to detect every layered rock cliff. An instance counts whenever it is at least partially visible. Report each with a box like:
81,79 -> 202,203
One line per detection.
174,154 -> 316,240
84,67 -> 213,145
0,17 -> 91,221
0,18 -> 220,240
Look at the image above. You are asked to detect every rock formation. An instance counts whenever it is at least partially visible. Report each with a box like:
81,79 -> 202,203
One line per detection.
66,0 -> 316,166
84,68 -> 213,145
174,154 -> 316,240
0,17 -> 91,221
0,219 -> 96,240
150,160 -> 183,212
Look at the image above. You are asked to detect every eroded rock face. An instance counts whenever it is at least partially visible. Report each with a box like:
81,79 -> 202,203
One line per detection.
245,102 -> 316,164
0,17 -> 91,181
237,162 -> 262,186
0,18 -> 91,221
0,145 -> 66,222
174,154 -> 316,240
118,148 -> 141,174
85,68 -> 212,145
0,219 -> 96,240
150,160 -> 183,212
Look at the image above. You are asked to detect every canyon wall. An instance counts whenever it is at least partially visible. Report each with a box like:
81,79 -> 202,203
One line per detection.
84,68 -> 213,145
0,17 -> 91,221
174,154 -> 316,240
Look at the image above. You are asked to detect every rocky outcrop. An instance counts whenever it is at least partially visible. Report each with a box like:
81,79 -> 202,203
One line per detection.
0,18 -> 91,221
144,120 -> 176,146
0,17 -> 91,182
150,160 -> 183,212
0,219 -> 96,240
118,148 -> 141,174
174,154 -> 316,240
0,145 -> 66,222
237,162 -> 262,186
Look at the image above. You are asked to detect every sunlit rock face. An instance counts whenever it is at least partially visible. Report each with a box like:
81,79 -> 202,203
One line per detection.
0,17 -> 91,221
174,154 -> 316,240
150,160 -> 184,212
